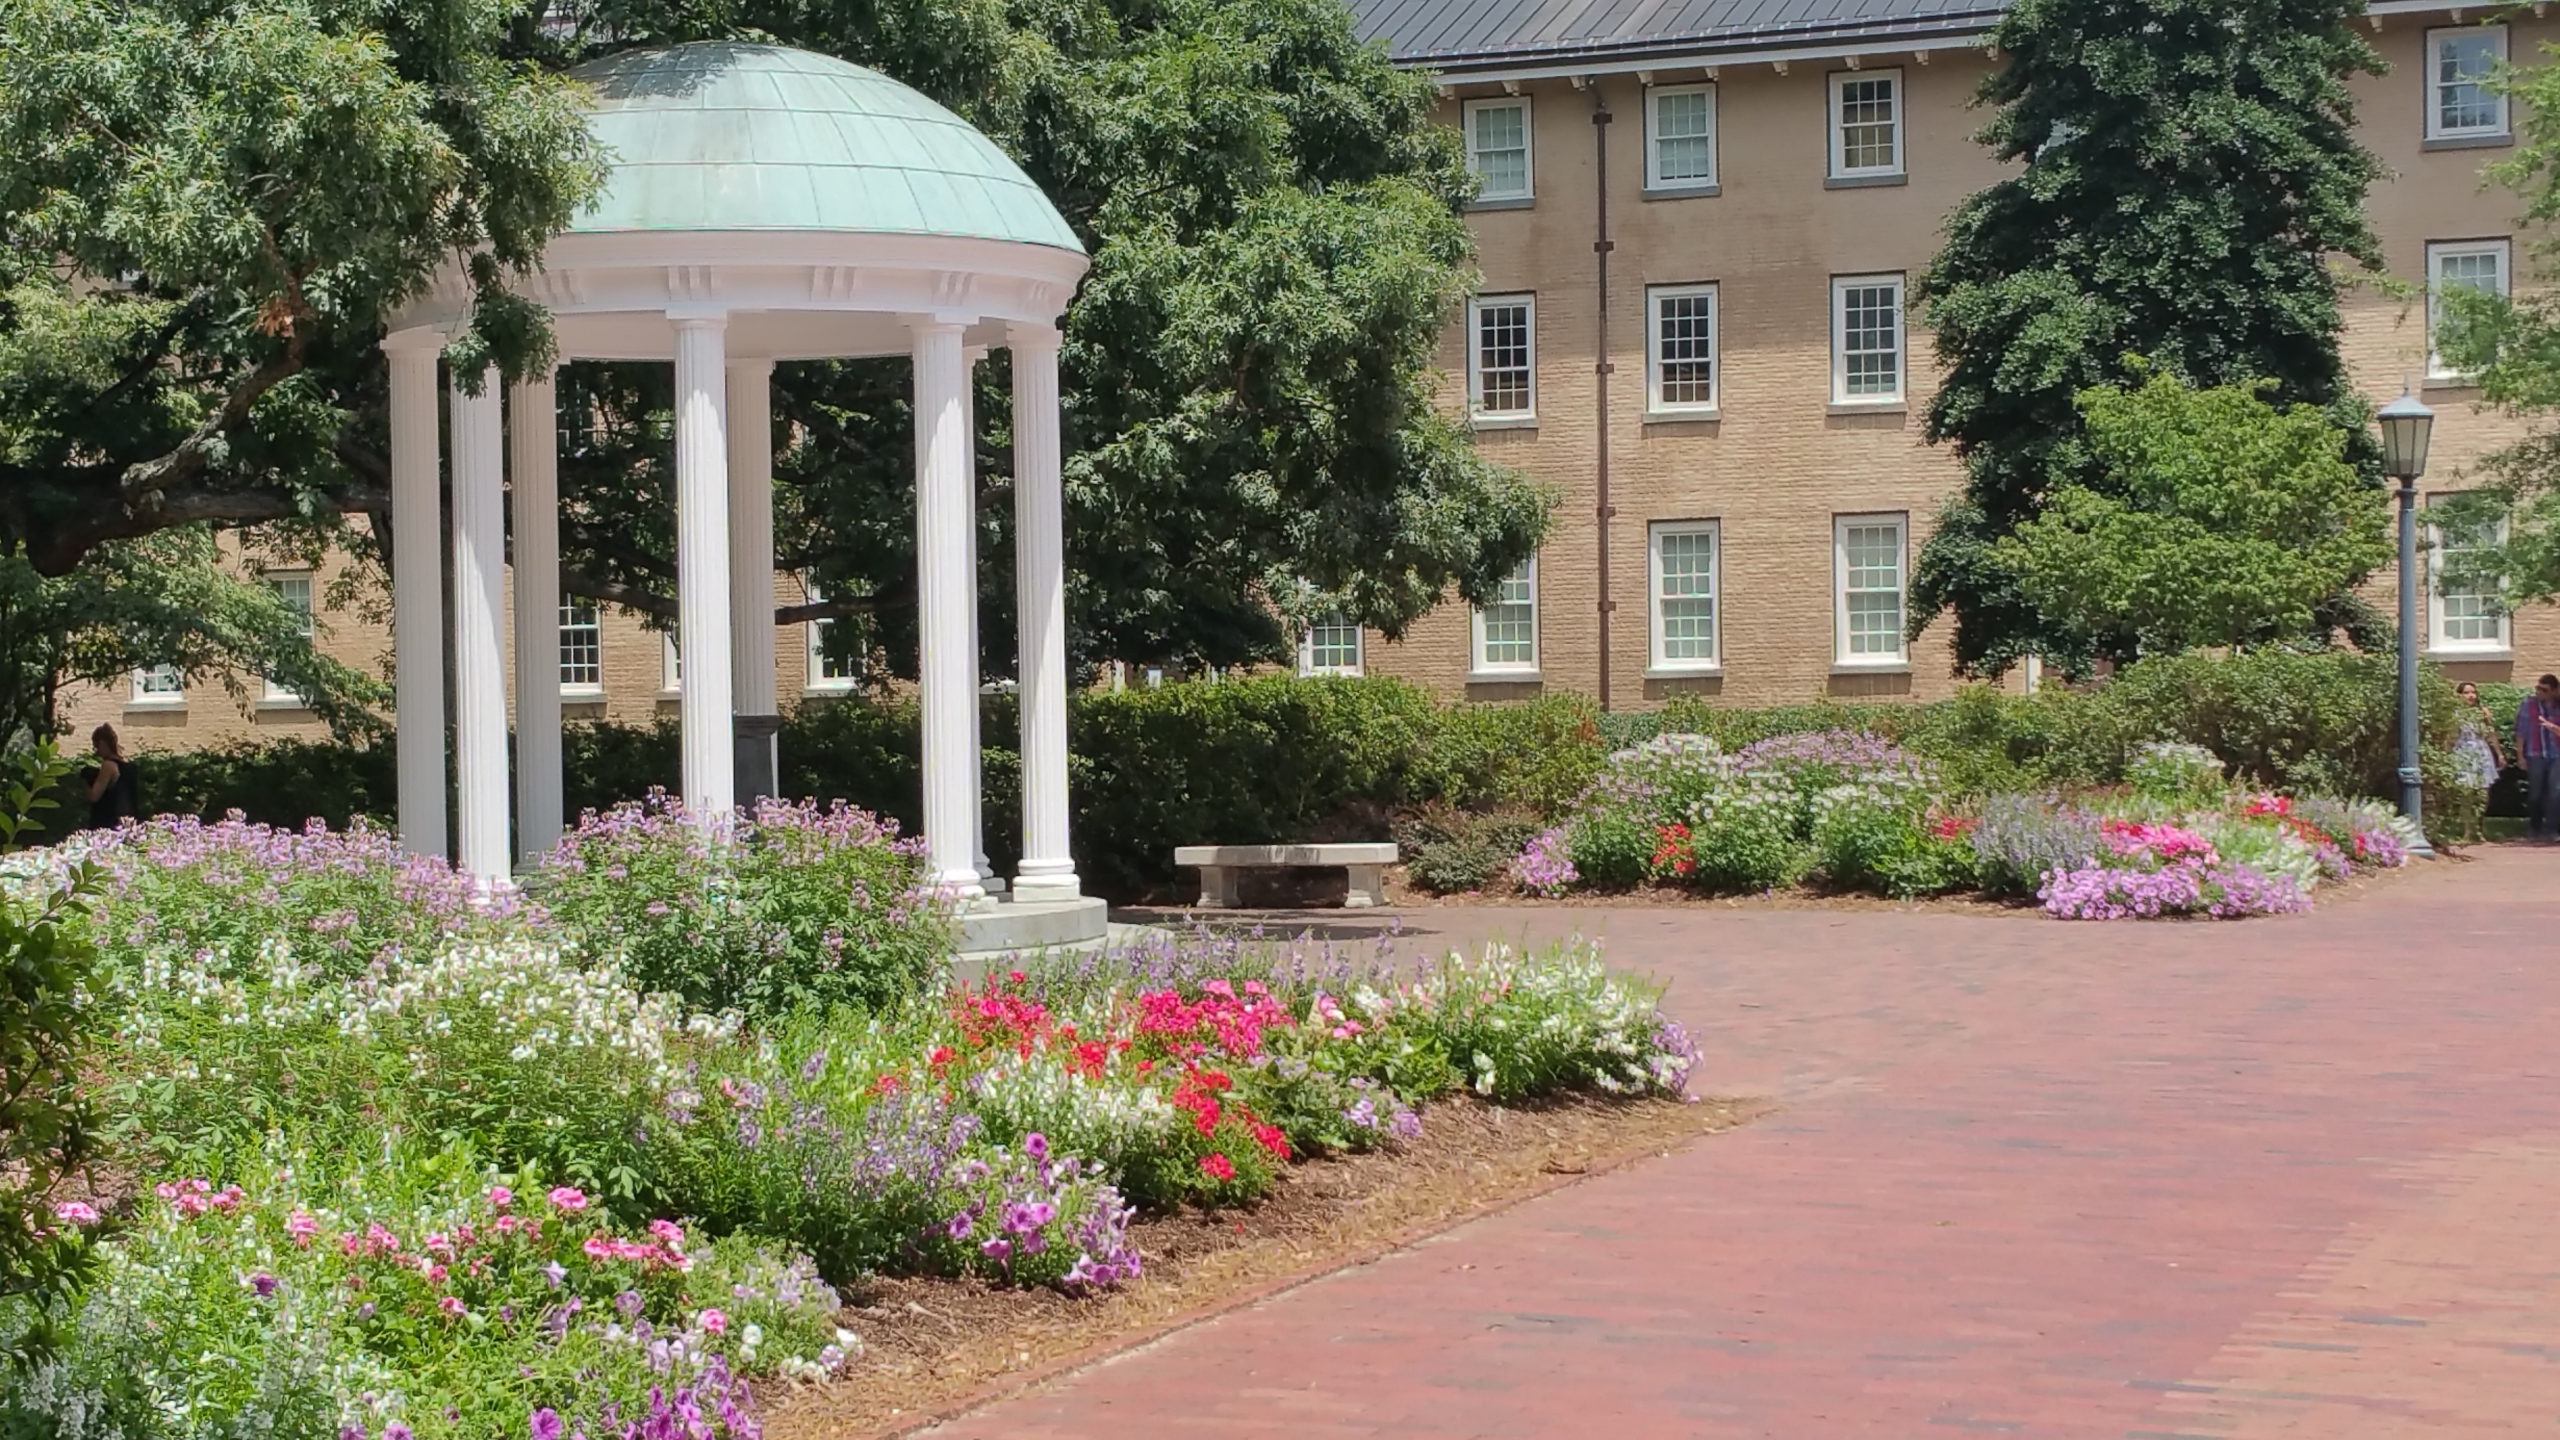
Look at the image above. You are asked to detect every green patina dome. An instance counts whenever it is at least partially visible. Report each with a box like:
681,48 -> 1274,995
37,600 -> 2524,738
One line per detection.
567,43 -> 1084,254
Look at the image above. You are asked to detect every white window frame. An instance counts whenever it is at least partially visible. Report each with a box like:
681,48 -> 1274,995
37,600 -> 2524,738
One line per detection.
1466,293 -> 1537,423
2429,503 -> 2512,654
1297,615 -> 1365,677
802,578 -> 858,694
1470,556 -> 1539,677
2425,25 -> 2509,143
1647,521 -> 1720,673
1644,83 -> 1718,192
1646,283 -> 1719,416
559,598 -> 603,695
660,631 -> 682,695
130,664 -> 186,708
1828,68 -> 1905,181
1462,97 -> 1534,203
262,570 -> 315,704
1831,273 -> 1906,405
1833,514 -> 1909,667
2427,239 -> 2510,381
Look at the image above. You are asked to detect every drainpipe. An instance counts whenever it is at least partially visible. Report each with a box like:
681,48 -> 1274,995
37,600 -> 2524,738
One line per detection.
1589,77 -> 1616,711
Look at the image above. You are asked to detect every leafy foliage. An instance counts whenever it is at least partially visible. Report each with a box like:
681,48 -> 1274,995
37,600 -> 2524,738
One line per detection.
1913,0 -> 2387,673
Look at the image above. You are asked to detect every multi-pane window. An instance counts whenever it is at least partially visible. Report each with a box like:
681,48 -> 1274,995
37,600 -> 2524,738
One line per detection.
1468,294 -> 1536,419
1835,515 -> 1908,664
1649,522 -> 1718,669
803,578 -> 857,691
1829,70 -> 1904,178
2432,507 -> 2510,651
559,599 -> 602,691
1463,98 -> 1532,202
132,665 -> 184,704
2427,239 -> 2510,379
2428,26 -> 2508,141
1299,615 -> 1363,676
1832,274 -> 1905,402
263,572 -> 313,702
1646,84 -> 1717,190
1647,284 -> 1718,413
661,631 -> 682,692
1472,558 -> 1538,673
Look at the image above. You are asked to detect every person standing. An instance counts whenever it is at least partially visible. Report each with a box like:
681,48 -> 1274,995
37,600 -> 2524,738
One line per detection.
2520,675 -> 2560,843
2454,682 -> 2507,842
80,723 -> 141,831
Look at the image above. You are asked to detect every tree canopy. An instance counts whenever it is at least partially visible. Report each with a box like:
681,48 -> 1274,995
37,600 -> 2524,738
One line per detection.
1996,368 -> 2390,657
1912,0 -> 2388,676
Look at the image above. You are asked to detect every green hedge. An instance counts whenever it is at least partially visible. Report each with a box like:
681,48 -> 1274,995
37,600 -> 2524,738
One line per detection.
111,649 -> 2472,899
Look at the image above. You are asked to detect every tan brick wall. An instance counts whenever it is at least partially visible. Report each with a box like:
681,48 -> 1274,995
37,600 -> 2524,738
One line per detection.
1370,13 -> 2560,708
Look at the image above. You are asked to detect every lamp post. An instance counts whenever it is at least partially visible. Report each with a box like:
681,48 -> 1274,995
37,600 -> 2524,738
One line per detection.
2377,385 -> 2437,859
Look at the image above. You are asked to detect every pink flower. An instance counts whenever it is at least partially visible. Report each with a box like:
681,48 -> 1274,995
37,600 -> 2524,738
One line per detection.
1200,1152 -> 1237,1182
285,1210 -> 318,1245
439,1296 -> 466,1317
546,1186 -> 589,1213
52,1201 -> 100,1226
697,1307 -> 728,1335
486,1186 -> 514,1210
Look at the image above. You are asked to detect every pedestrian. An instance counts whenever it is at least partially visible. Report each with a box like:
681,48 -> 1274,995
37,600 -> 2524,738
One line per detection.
80,723 -> 142,831
2520,675 -> 2560,843
2453,682 -> 2507,842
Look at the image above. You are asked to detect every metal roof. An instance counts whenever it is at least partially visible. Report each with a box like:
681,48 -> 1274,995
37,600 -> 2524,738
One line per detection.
567,43 -> 1084,253
1351,0 -> 2006,73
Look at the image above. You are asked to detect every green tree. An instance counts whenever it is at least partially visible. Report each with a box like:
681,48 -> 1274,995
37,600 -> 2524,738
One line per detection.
1913,0 -> 2388,675
551,0 -> 1549,675
1996,369 -> 2390,656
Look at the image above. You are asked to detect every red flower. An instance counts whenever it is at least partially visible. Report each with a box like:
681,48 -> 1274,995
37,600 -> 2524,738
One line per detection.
1199,1153 -> 1236,1182
926,1045 -> 956,1070
1929,813 -> 1978,841
1251,1122 -> 1291,1160
869,1072 -> 903,1095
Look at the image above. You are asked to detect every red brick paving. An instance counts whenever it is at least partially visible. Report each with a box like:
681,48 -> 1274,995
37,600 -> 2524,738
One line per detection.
925,851 -> 2560,1439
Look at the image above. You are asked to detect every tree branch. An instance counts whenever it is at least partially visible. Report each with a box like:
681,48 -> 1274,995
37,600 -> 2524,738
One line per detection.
28,483 -> 389,574
561,568 -> 675,619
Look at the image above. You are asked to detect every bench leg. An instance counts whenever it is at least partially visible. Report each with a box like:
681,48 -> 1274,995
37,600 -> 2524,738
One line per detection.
1197,866 -> 1240,908
1343,863 -> 1384,908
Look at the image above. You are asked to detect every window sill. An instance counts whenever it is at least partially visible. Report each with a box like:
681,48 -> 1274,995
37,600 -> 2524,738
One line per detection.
1825,171 -> 1907,190
1470,413 -> 1539,432
1298,669 -> 1366,680
1642,182 -> 1720,200
2430,645 -> 2514,660
1645,406 -> 1721,424
2423,132 -> 2512,152
1467,669 -> 1542,684
1466,196 -> 1535,212
1826,399 -> 1907,415
124,697 -> 188,712
801,684 -> 859,699
255,698 -> 312,714
1645,664 -> 1722,679
1830,660 -> 1911,675
2422,374 -> 2482,393
561,686 -> 605,700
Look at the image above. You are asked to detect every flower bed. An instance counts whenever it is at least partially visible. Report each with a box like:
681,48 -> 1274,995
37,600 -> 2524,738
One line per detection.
3,805 -> 1701,1439
1505,733 -> 2418,920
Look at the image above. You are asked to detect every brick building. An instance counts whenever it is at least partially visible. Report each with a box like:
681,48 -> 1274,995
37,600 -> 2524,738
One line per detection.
1323,0 -> 2560,707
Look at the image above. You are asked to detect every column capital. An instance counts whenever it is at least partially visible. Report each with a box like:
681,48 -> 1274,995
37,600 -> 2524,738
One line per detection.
904,315 -> 973,340
725,356 -> 776,379
964,344 -> 990,367
381,327 -> 444,357
669,310 -> 729,330
1006,320 -> 1063,352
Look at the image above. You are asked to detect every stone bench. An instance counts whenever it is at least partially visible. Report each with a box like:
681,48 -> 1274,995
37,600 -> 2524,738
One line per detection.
1173,842 -> 1398,909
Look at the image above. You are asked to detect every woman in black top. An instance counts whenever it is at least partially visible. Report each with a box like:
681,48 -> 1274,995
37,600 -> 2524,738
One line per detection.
82,723 -> 141,830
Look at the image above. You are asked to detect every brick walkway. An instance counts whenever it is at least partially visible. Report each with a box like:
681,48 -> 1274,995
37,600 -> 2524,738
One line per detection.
927,850 -> 2560,1439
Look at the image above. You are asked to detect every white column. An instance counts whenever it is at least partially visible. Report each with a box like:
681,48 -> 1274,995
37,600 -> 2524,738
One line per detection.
386,335 -> 447,861
912,320 -> 987,903
1009,323 -> 1080,899
449,367 -> 511,882
510,366 -> 563,862
673,316 -> 737,823
962,347 -> 1003,895
727,359 -> 779,804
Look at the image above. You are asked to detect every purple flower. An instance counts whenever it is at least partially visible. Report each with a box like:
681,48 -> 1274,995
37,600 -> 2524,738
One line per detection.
1024,1132 -> 1049,1161
249,1272 -> 277,1297
530,1409 -> 564,1440
386,1425 -> 414,1440
616,1289 -> 645,1318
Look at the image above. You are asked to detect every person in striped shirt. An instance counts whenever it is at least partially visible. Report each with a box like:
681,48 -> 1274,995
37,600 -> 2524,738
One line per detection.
2520,674 -> 2560,843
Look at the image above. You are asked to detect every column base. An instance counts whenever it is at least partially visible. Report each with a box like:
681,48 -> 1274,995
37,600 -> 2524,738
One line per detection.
1009,872 -> 1081,902
733,714 -> 782,806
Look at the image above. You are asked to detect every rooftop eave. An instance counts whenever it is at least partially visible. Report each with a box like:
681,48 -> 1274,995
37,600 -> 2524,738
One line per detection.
1387,11 -> 2004,85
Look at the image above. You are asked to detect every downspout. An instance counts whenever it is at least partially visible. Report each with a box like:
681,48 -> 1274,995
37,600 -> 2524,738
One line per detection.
1589,78 -> 1616,711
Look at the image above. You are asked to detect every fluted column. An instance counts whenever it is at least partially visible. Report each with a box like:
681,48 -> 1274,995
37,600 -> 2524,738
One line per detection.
1009,324 -> 1079,899
673,316 -> 737,823
727,358 -> 779,805
912,320 -> 986,903
963,347 -> 1003,895
511,366 -> 563,862
385,334 -> 447,861
449,367 -> 510,882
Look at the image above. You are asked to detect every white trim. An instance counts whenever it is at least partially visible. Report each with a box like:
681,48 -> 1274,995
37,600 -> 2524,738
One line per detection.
1828,67 -> 1906,180
2424,23 -> 2508,142
2428,502 -> 2512,654
558,597 -> 604,695
1462,96 -> 1535,203
261,570 -> 315,704
1467,292 -> 1538,421
1831,273 -> 1906,404
1471,556 -> 1540,674
1645,283 -> 1719,416
1428,33 -> 1994,90
1833,513 -> 1909,666
128,665 -> 186,708
802,577 -> 859,693
2426,237 -> 2510,381
660,630 -> 683,696
1298,616 -> 1366,677
1647,520 -> 1721,672
1644,82 -> 1719,190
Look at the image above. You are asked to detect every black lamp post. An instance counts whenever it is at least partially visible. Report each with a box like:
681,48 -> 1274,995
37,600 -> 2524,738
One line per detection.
2377,385 -> 2437,858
